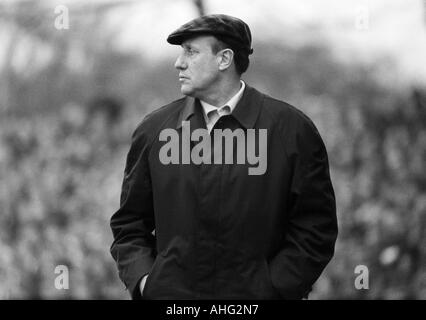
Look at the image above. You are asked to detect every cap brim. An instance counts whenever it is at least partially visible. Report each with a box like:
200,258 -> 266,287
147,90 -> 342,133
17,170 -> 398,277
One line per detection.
167,30 -> 252,54
167,31 -> 216,45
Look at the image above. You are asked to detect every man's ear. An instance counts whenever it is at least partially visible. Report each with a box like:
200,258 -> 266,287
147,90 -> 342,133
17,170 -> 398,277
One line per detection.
217,49 -> 234,71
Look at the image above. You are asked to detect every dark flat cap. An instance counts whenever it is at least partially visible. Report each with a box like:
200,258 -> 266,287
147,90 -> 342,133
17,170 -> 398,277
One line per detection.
167,14 -> 253,54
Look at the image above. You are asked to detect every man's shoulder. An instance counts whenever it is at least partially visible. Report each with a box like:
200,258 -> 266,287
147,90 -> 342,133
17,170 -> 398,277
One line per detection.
258,91 -> 325,153
132,97 -> 186,139
260,92 -> 316,133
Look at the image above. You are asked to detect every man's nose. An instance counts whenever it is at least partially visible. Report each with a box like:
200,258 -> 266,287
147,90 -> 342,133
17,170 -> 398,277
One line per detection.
174,54 -> 187,70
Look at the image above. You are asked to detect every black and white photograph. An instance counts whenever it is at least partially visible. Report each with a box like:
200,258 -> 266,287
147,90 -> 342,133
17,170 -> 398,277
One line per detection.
0,0 -> 425,306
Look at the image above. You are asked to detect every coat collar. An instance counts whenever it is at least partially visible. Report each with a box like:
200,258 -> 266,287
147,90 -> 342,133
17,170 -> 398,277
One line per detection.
176,96 -> 197,129
231,83 -> 264,129
176,84 -> 264,130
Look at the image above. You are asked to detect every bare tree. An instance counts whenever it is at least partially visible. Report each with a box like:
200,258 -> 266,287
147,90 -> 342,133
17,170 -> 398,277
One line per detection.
193,0 -> 205,16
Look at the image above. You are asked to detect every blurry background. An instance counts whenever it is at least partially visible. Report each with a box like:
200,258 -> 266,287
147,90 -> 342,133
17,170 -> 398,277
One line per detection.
0,0 -> 425,299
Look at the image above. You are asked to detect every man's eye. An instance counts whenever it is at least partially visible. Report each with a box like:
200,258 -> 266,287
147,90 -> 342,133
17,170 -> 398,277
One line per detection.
186,48 -> 196,56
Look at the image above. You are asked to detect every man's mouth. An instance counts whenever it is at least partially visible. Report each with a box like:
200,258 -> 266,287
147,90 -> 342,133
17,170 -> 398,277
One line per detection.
179,75 -> 189,81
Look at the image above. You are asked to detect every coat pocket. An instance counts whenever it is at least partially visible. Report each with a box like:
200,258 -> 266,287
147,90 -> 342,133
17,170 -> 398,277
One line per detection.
142,253 -> 165,299
258,259 -> 281,299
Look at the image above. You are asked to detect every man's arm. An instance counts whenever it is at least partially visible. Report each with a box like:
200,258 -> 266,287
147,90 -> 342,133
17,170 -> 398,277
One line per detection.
110,122 -> 156,299
270,116 -> 338,299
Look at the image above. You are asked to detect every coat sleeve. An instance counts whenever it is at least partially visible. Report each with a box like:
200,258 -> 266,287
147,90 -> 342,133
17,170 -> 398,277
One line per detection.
270,116 -> 338,299
110,121 -> 156,299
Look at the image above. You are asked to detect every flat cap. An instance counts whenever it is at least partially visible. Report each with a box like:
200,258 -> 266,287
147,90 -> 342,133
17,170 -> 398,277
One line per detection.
167,14 -> 253,55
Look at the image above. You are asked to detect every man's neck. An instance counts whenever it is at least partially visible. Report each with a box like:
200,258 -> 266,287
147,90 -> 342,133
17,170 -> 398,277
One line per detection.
199,77 -> 242,107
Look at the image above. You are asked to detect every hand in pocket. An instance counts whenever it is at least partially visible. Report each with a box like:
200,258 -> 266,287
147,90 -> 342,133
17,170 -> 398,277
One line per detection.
140,274 -> 149,296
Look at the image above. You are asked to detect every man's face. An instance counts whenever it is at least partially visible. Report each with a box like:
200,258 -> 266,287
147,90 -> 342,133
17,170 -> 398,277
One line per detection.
174,35 -> 221,98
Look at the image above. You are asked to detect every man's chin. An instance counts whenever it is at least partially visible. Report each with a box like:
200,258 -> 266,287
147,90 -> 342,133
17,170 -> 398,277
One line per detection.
180,85 -> 194,96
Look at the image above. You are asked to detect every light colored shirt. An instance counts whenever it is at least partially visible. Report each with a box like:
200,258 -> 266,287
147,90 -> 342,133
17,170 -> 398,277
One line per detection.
200,80 -> 245,133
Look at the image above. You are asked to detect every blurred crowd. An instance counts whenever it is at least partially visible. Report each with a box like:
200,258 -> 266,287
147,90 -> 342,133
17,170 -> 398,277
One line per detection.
0,97 -> 131,298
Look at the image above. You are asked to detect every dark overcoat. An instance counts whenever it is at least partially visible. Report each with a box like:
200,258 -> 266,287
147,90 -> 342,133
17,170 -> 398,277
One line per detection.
110,84 -> 338,299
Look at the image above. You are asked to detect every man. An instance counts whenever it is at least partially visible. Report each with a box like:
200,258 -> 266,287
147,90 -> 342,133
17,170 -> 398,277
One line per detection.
110,14 -> 338,300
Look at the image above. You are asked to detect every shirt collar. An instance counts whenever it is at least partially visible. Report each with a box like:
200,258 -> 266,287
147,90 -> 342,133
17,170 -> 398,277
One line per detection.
200,80 -> 246,118
176,82 -> 263,130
